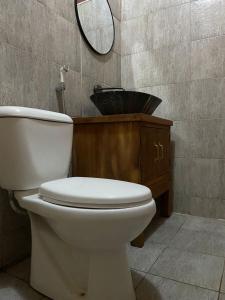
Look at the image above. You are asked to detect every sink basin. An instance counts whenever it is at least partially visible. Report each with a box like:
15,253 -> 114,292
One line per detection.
90,91 -> 162,115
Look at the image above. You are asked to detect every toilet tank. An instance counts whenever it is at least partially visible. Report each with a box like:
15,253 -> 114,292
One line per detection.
0,107 -> 73,191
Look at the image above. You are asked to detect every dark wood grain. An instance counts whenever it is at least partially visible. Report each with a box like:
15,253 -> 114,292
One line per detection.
72,114 -> 173,247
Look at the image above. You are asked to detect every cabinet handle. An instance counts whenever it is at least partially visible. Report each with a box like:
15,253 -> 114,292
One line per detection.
154,143 -> 160,162
159,143 -> 164,160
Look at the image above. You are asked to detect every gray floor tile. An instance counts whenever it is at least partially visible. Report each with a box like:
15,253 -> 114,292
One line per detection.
0,272 -> 43,299
136,274 -> 218,300
182,215 -> 225,235
220,294 -> 225,300
171,228 -> 225,257
150,248 -> 224,291
131,269 -> 146,289
127,243 -> 166,272
220,271 -> 225,293
6,259 -> 30,282
145,213 -> 186,245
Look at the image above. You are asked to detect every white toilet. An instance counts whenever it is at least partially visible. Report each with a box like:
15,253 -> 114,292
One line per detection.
0,106 -> 156,300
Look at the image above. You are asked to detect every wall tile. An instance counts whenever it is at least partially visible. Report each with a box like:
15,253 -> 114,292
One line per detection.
190,77 -> 225,119
0,43 -> 29,107
171,121 -> 190,158
37,0 -> 55,11
150,0 -> 190,11
81,39 -> 106,83
191,36 -> 225,80
190,119 -> 225,159
104,52 -> 121,86
140,82 -> 190,121
121,51 -> 151,89
55,0 -> 76,23
190,158 -> 225,199
121,16 -> 149,55
4,0 -> 32,51
189,197 -> 225,220
80,76 -> 103,116
151,43 -> 190,85
122,43 -> 190,89
49,12 -> 81,72
122,0 -> 151,20
191,0 -> 225,41
173,158 -> 191,213
63,70 -> 82,117
108,0 -> 121,20
30,1 -> 51,59
113,17 -> 121,54
153,3 -> 190,49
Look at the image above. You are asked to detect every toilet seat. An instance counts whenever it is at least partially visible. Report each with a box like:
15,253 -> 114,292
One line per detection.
39,177 -> 152,209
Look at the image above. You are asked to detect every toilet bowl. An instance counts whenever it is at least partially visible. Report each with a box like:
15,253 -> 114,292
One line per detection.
0,107 -> 156,300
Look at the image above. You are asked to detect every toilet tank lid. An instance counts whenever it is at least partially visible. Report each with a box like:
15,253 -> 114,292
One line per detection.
0,106 -> 73,123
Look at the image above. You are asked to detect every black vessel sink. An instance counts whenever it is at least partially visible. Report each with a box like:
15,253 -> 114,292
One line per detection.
90,90 -> 162,115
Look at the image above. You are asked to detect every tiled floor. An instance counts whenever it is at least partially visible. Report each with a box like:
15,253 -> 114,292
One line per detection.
1,213 -> 225,299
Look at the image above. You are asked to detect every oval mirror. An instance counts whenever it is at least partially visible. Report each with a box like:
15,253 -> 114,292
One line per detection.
75,0 -> 115,55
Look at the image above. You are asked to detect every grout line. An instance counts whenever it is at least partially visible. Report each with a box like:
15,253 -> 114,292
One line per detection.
130,268 -> 147,290
218,260 -> 225,299
147,273 -> 221,294
147,245 -> 169,274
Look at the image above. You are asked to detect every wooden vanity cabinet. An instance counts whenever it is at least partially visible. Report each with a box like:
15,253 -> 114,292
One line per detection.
72,114 -> 173,247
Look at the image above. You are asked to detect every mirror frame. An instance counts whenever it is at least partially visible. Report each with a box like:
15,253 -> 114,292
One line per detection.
74,0 -> 115,55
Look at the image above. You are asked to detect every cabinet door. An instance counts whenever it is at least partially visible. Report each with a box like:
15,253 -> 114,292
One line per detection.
157,128 -> 170,176
141,127 -> 159,183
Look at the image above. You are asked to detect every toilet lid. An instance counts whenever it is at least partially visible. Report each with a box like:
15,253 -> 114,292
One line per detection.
39,177 -> 152,209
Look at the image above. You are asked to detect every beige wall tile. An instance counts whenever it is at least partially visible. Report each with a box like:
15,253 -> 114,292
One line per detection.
190,77 -> 225,119
191,0 -> 225,41
121,16 -> 149,55
153,3 -> 190,49
191,36 -> 225,80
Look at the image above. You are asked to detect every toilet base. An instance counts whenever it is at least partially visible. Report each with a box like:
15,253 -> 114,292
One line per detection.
29,213 -> 136,300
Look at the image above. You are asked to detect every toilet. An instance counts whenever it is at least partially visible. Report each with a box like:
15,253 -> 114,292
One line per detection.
0,106 -> 156,300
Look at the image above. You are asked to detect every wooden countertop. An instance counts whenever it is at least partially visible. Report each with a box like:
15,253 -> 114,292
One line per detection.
72,113 -> 173,126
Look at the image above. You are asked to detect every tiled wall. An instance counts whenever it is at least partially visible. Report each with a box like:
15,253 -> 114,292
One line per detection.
0,0 -> 121,267
121,0 -> 225,219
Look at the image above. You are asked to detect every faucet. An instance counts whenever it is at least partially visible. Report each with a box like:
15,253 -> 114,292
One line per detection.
55,65 -> 70,114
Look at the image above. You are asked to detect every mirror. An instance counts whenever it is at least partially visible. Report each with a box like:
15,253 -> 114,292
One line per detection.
75,0 -> 115,55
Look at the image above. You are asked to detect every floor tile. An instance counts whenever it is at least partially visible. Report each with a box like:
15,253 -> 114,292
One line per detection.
145,213 -> 186,245
220,293 -> 225,300
182,215 -> 225,235
6,259 -> 30,282
127,243 -> 166,272
171,228 -> 225,257
136,274 -> 218,300
131,269 -> 146,289
150,248 -> 224,291
0,272 -> 43,299
220,270 -> 225,293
